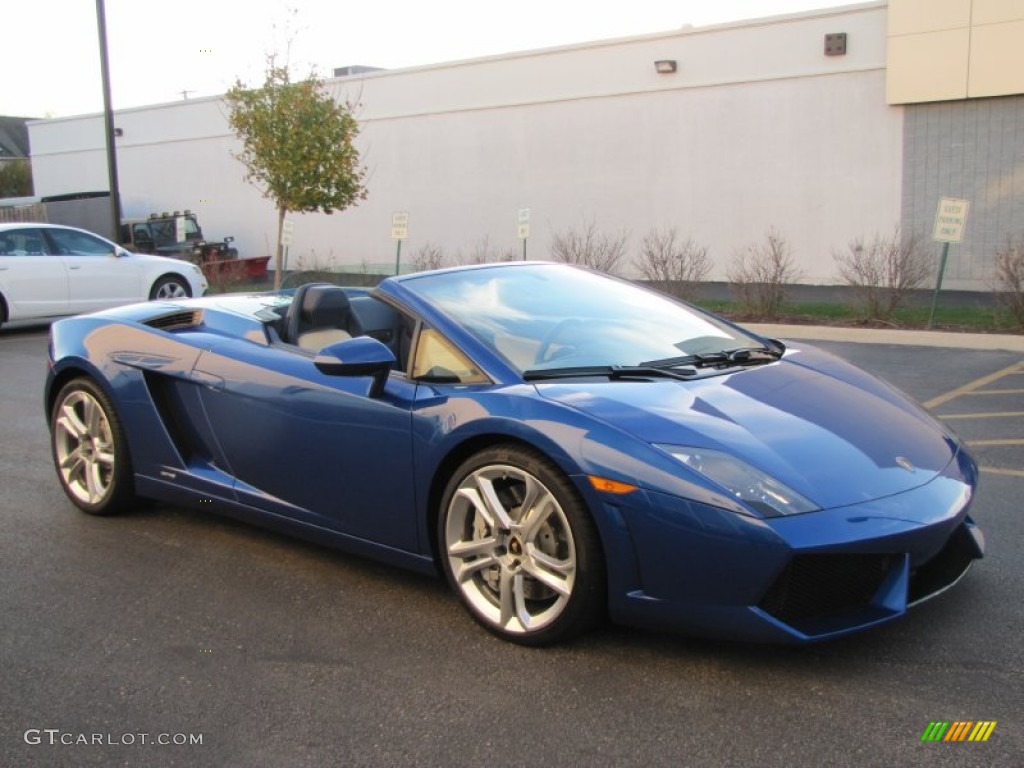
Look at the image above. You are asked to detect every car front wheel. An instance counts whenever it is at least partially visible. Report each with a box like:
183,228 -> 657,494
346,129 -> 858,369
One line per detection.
51,378 -> 136,515
149,275 -> 191,300
439,445 -> 606,645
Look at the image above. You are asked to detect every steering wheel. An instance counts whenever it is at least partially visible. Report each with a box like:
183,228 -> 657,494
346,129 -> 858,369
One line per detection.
535,319 -> 586,364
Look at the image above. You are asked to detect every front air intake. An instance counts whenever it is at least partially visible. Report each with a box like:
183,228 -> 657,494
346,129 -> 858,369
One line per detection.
759,552 -> 898,625
908,524 -> 979,604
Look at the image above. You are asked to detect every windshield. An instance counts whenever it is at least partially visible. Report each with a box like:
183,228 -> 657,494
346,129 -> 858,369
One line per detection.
403,263 -> 763,375
149,216 -> 200,245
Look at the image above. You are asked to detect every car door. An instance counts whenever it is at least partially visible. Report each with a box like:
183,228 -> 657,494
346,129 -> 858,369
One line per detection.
0,227 -> 68,319
189,336 -> 420,551
42,227 -> 142,313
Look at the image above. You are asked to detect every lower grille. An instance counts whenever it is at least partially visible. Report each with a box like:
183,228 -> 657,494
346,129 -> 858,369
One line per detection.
909,524 -> 978,604
759,553 -> 898,625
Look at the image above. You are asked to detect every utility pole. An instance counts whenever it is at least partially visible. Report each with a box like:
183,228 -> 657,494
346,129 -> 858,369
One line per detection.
95,0 -> 123,243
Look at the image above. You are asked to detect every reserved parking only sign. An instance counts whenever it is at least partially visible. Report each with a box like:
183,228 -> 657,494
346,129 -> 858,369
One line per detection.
933,197 -> 969,243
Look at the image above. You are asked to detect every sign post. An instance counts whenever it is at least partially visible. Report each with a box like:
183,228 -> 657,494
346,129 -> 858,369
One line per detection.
928,197 -> 969,328
391,212 -> 409,275
517,207 -> 530,260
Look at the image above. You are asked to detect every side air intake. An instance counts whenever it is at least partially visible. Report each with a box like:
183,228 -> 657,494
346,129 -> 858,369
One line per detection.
142,310 -> 203,331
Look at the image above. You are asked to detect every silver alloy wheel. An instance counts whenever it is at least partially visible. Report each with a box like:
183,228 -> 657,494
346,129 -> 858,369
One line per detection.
53,389 -> 116,505
444,463 -> 577,635
154,279 -> 188,300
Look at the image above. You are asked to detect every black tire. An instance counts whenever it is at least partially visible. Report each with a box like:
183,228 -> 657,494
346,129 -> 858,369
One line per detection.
438,444 -> 606,646
50,377 -> 137,516
149,275 -> 192,301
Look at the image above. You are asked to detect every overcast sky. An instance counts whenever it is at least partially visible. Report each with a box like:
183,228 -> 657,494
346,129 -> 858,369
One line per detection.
6,0 -> 860,118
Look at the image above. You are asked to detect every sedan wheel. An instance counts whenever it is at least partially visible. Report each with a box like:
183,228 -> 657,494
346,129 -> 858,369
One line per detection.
51,378 -> 135,515
440,446 -> 605,645
150,276 -> 191,300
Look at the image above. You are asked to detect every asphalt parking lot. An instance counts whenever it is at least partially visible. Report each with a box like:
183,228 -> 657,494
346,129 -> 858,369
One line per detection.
1,324 -> 1022,768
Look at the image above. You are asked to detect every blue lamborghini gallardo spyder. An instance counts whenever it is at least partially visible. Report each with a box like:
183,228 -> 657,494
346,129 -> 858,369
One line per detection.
45,262 -> 984,645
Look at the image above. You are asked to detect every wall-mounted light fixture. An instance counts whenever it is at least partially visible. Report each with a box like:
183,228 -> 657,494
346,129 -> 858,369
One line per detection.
654,59 -> 677,74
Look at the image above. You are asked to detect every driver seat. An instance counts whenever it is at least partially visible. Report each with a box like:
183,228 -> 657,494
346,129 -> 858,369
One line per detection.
284,283 -> 364,351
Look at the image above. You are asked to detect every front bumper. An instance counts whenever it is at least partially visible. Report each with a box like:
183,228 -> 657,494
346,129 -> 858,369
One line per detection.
606,456 -> 983,643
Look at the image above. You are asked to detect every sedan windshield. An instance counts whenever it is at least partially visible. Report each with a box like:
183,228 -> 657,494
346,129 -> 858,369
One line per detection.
402,263 -> 766,375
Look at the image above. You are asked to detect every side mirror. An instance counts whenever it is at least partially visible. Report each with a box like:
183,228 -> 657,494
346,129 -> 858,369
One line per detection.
314,336 -> 396,397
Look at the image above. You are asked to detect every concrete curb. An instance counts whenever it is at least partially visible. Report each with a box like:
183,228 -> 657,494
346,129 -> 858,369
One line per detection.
747,323 -> 1024,352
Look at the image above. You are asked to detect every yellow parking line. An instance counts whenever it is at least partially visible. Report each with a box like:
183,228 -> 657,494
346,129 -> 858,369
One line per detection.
967,439 -> 1024,446
938,411 -> 1024,420
965,388 -> 1024,395
980,466 -> 1024,478
924,361 -> 1024,409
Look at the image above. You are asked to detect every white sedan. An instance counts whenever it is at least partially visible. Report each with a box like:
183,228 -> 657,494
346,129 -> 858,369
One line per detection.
0,222 -> 208,327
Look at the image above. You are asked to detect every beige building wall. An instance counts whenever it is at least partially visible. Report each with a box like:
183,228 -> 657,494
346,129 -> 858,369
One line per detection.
887,0 -> 1024,103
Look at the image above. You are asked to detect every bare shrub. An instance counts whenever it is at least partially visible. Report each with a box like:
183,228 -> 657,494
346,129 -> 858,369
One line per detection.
550,219 -> 628,273
499,247 -> 522,262
282,249 -> 344,287
635,228 -> 711,300
205,259 -> 249,294
727,228 -> 800,318
832,226 -> 931,321
411,242 -> 445,272
454,236 -> 518,265
993,237 -> 1024,327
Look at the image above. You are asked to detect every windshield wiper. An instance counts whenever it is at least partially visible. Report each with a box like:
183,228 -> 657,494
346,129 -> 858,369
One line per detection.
523,345 -> 783,381
523,365 -> 697,382
641,345 -> 783,370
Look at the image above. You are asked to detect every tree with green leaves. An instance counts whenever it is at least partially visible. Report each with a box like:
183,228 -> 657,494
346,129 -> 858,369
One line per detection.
225,60 -> 367,288
0,159 -> 34,198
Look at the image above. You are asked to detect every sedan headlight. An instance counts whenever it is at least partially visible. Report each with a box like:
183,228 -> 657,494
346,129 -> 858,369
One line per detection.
657,445 -> 818,517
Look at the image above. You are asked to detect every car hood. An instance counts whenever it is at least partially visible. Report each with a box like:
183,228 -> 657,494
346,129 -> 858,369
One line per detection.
534,347 -> 959,510
128,251 -> 194,266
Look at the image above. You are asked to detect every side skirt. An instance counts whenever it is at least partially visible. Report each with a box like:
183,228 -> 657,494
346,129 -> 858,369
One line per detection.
135,474 -> 438,577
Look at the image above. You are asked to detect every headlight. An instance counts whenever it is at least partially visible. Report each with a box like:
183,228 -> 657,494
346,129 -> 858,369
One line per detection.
657,445 -> 818,517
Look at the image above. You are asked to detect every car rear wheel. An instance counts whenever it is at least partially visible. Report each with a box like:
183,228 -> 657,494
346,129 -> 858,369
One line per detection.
439,445 -> 606,645
51,378 -> 136,515
150,275 -> 191,300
